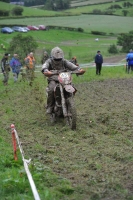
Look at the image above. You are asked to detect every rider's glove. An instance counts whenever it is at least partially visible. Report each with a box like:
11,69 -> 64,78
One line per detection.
78,69 -> 86,75
44,71 -> 53,77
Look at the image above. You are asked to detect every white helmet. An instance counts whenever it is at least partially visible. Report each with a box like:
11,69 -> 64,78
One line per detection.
51,47 -> 64,60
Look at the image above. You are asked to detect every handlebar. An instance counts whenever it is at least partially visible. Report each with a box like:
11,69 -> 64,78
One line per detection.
50,70 -> 82,75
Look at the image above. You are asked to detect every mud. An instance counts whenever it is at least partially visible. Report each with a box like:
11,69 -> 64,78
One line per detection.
20,77 -> 133,200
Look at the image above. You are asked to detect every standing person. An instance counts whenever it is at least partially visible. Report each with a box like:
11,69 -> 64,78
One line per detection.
41,51 -> 49,64
41,46 -> 85,114
70,56 -> 79,66
95,50 -> 103,75
25,52 -> 36,86
10,54 -> 22,82
126,49 -> 133,73
1,53 -> 10,86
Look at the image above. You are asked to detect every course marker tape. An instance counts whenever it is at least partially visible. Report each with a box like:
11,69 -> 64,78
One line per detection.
10,124 -> 41,200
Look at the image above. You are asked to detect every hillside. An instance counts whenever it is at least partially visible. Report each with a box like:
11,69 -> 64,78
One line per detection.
68,0 -> 133,16
0,2 -> 64,17
70,0 -> 124,7
0,0 -> 133,17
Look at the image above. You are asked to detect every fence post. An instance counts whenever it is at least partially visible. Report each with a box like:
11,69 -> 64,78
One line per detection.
10,124 -> 18,160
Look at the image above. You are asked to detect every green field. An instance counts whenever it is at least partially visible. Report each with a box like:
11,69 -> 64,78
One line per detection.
0,1 -> 65,17
0,14 -> 133,34
0,29 -> 118,64
70,0 -> 133,16
71,0 -> 123,7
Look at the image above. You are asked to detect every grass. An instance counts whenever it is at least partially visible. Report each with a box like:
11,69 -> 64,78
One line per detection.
0,29 -> 119,64
0,76 -> 75,200
73,65 -> 129,83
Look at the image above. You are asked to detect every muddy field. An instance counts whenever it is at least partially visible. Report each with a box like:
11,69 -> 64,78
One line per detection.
17,77 -> 133,200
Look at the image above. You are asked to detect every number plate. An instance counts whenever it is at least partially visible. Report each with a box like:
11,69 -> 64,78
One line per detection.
60,73 -> 69,78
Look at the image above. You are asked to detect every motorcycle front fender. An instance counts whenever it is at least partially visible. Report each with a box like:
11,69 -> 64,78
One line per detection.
64,85 -> 75,93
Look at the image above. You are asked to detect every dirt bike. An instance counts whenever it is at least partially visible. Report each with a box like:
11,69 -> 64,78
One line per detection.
47,70 -> 81,130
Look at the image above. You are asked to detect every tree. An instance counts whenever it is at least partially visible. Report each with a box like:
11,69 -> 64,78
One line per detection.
123,2 -> 133,8
24,0 -> 46,7
8,34 -> 38,64
122,10 -> 128,16
117,31 -> 133,52
1,0 -> 10,2
44,0 -> 55,10
11,6 -> 24,16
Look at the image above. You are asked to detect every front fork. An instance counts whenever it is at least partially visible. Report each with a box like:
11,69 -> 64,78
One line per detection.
59,84 -> 68,117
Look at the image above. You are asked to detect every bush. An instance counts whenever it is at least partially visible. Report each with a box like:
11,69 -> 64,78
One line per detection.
91,31 -> 106,36
93,9 -> 102,14
0,10 -> 9,16
108,4 -> 122,9
103,10 -> 114,15
11,6 -> 24,16
108,44 -> 119,54
77,27 -> 84,32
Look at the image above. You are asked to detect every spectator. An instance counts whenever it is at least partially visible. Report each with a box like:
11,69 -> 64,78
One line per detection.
25,52 -> 36,86
20,54 -> 29,81
1,53 -> 10,86
95,50 -> 103,75
70,56 -> 79,66
41,51 -> 49,64
10,54 -> 22,82
126,49 -> 133,73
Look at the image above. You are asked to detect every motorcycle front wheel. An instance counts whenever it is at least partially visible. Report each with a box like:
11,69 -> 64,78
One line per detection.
66,97 -> 77,130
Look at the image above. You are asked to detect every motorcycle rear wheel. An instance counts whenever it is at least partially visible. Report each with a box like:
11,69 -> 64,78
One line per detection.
66,97 -> 77,130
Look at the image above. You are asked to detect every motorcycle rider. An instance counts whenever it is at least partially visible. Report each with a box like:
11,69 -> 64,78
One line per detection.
41,51 -> 49,64
42,46 -> 85,114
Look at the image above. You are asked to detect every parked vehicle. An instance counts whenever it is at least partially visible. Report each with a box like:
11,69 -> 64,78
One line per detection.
23,27 -> 30,31
46,70 -> 81,130
38,25 -> 47,30
20,27 -> 28,32
27,25 -> 39,30
12,26 -> 27,32
1,27 -> 14,34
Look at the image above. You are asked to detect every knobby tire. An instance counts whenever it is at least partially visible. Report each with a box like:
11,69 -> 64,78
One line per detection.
67,97 -> 77,130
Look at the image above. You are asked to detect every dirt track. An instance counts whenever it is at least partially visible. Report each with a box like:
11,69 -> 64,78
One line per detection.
103,55 -> 125,63
21,77 -> 133,200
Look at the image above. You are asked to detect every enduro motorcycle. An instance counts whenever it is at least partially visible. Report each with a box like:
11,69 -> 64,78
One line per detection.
47,70 -> 80,130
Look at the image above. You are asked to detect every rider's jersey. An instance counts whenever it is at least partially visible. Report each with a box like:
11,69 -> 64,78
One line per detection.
42,58 -> 80,81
